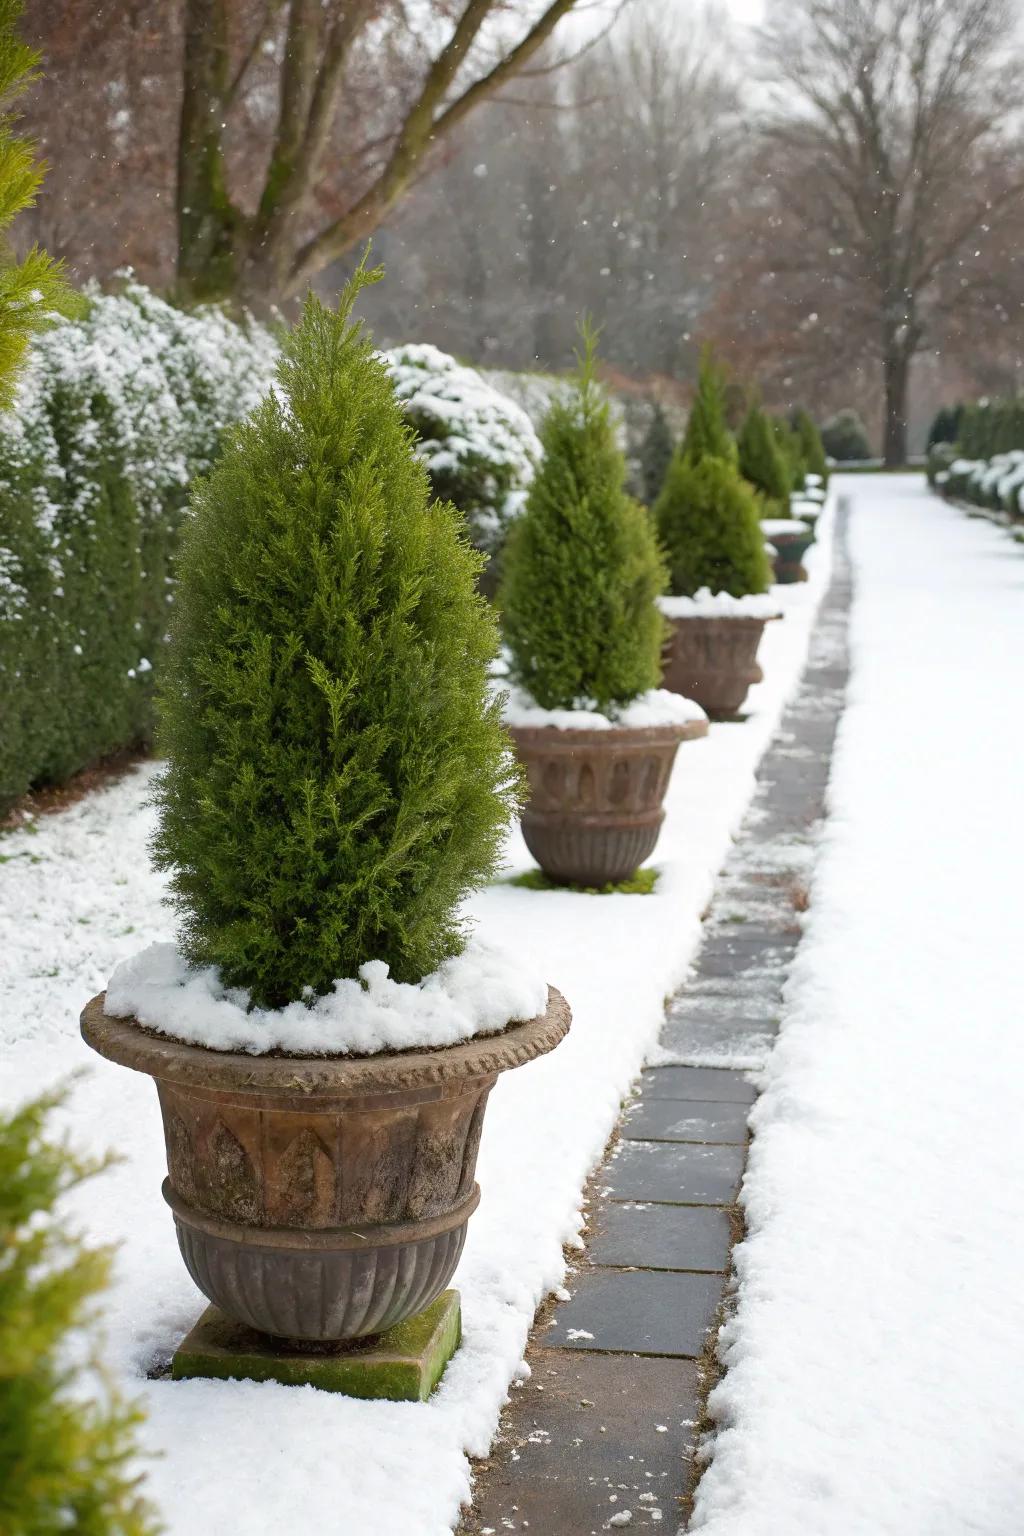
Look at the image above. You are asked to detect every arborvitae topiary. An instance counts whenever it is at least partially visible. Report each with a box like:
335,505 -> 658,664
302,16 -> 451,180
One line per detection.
793,408 -> 829,485
738,401 -> 790,505
501,324 -> 666,714
681,349 -> 737,466
153,261 -> 517,1010
654,454 -> 772,599
770,415 -> 805,490
638,402 -> 674,506
0,1089 -> 158,1535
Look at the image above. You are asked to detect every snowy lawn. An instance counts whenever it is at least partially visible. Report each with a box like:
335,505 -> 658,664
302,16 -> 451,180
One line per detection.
692,474 -> 1024,1536
1,501 -> 834,1536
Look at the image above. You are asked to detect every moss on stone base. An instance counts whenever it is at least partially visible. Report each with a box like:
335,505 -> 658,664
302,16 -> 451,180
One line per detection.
171,1289 -> 461,1401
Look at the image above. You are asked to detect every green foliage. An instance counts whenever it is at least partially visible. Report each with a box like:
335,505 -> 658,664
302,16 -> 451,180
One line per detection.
638,403 -> 674,506
0,1088 -> 158,1536
154,265 -> 516,1009
0,0 -> 76,407
738,402 -> 790,503
927,403 -> 963,450
769,414 -> 804,490
500,323 -> 666,715
509,865 -> 659,895
0,285 -> 277,817
820,408 -> 871,462
958,397 -> 1024,459
681,350 -> 737,466
926,441 -> 957,488
654,453 -> 772,599
793,408 -> 828,485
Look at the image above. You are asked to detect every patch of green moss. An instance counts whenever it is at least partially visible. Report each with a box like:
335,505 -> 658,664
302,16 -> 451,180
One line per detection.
508,866 -> 659,895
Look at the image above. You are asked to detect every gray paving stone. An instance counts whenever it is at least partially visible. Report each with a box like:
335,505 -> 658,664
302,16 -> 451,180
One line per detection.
590,1201 -> 733,1273
639,1065 -> 756,1102
657,1015 -> 776,1063
545,1268 -> 722,1356
605,1141 -> 745,1204
622,1097 -> 751,1145
460,1350 -> 699,1536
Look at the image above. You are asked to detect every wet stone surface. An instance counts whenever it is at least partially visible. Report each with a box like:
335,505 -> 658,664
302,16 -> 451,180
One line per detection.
462,505 -> 852,1535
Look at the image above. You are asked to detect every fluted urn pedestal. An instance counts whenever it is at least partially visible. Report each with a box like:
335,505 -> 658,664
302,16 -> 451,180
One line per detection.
80,989 -> 570,1346
661,615 -> 776,719
509,720 -> 705,886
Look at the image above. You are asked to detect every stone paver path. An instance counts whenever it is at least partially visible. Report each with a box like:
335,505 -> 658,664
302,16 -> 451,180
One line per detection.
460,502 -> 852,1535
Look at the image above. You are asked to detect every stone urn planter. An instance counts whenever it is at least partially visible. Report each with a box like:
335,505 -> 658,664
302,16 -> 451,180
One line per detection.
509,718 -> 705,885
762,518 -> 815,584
80,989 -> 570,1342
659,605 -> 780,719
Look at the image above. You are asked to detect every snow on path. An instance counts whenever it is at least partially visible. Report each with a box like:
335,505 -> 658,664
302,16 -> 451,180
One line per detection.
692,475 -> 1024,1536
0,504 -> 834,1536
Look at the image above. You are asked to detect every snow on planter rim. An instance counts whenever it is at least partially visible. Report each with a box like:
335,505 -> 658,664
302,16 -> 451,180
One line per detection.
658,589 -> 783,621
501,685 -> 707,731
761,518 -> 811,537
103,938 -> 548,1057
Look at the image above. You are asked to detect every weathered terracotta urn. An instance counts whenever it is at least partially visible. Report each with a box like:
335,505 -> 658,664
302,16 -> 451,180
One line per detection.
661,614 -> 778,719
80,990 -> 569,1342
762,519 -> 815,584
509,719 -> 705,885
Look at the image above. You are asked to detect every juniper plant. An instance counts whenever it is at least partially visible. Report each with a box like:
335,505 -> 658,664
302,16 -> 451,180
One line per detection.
738,400 -> 790,507
654,453 -> 772,599
0,1089 -> 158,1536
681,349 -> 737,466
153,261 -> 517,1009
638,402 -> 674,506
500,322 -> 666,714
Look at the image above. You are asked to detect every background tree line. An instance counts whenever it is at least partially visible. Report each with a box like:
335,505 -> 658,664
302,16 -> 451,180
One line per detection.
16,0 -> 1024,459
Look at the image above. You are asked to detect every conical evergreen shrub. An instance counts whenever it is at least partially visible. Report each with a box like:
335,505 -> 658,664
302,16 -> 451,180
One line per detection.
638,402 -> 674,506
500,325 -> 666,714
738,402 -> 790,505
0,1089 -> 157,1535
681,349 -> 737,466
793,408 -> 828,485
153,262 -> 517,1010
770,414 -> 804,491
654,454 -> 772,599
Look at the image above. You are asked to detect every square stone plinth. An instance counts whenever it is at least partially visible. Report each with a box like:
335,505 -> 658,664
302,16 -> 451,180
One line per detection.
171,1289 -> 460,1401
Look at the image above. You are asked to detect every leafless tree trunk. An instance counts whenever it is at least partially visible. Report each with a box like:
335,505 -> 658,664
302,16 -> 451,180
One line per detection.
709,0 -> 1024,462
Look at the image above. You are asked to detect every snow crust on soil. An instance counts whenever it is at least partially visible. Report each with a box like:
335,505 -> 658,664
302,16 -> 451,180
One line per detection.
502,685 -> 707,731
691,476 -> 1024,1536
658,589 -> 782,620
0,497 -> 836,1536
104,939 -> 548,1056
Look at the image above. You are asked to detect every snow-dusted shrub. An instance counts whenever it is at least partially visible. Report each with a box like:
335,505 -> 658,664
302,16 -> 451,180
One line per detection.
0,281 -> 277,813
154,275 -> 516,1009
383,343 -> 540,569
821,408 -> 871,462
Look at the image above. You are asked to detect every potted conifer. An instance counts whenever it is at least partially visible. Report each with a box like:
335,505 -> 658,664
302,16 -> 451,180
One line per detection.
656,355 -> 779,718
761,516 -> 816,583
80,267 -> 570,1347
738,399 -> 790,514
500,326 -> 706,888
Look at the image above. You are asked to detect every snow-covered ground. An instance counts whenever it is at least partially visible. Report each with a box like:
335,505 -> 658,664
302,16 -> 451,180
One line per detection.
692,474 -> 1024,1536
0,505 -> 835,1536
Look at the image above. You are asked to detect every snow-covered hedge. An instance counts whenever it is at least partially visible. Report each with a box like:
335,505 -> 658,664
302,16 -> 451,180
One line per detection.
0,282 -> 278,813
383,344 -> 541,568
939,450 -> 1024,516
0,293 -> 550,812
